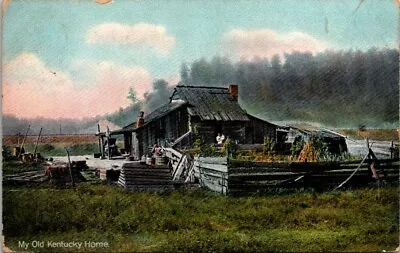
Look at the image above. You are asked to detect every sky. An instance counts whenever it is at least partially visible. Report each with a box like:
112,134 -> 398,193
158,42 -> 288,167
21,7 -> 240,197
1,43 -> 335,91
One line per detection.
2,0 -> 398,119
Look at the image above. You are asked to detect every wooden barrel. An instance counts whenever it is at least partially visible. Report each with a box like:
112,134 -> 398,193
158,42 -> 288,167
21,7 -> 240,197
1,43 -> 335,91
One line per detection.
12,147 -> 21,156
155,156 -> 167,166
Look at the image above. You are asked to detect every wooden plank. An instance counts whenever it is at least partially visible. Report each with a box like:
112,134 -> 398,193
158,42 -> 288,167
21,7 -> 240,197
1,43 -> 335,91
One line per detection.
122,173 -> 172,178
229,174 -> 305,182
122,168 -> 171,173
123,181 -> 173,186
164,148 -> 183,160
184,163 -> 196,183
198,157 -> 227,165
122,170 -> 172,175
173,155 -> 187,181
200,172 -> 227,182
200,176 -> 225,194
122,176 -> 172,181
198,163 -> 228,173
199,166 -> 228,177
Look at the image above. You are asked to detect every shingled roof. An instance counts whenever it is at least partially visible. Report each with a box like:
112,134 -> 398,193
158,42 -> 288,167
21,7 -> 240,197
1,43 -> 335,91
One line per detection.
133,100 -> 187,130
170,85 -> 249,121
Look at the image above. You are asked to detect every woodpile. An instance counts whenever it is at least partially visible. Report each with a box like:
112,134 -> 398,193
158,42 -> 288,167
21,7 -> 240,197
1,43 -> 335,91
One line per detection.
44,160 -> 87,185
118,162 -> 174,192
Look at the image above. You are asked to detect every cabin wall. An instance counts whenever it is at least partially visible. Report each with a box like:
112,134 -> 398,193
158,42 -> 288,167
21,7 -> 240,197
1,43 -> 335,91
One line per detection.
135,107 -> 189,157
132,132 -> 139,159
190,118 -> 246,144
135,112 -> 277,157
245,118 -> 277,144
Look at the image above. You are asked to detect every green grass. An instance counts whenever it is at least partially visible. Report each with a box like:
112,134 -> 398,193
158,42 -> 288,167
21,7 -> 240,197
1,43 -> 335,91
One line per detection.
2,161 -> 44,175
3,143 -> 99,157
3,184 -> 399,252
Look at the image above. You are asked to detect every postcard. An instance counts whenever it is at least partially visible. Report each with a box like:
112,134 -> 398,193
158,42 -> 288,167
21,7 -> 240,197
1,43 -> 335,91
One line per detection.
2,0 -> 399,252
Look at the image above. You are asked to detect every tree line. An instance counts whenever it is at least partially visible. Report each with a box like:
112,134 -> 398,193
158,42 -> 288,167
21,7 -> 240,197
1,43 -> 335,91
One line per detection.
4,48 -> 398,135
180,48 -> 399,128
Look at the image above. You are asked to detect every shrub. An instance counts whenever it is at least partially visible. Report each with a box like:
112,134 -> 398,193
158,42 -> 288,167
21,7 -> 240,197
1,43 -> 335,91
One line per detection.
193,138 -> 221,157
263,137 -> 274,155
298,135 -> 328,162
291,136 -> 305,158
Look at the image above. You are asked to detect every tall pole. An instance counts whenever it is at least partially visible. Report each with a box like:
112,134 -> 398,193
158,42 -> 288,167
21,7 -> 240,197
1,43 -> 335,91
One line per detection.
18,125 -> 30,157
65,148 -> 75,188
98,124 -> 105,159
106,126 -> 111,160
33,127 -> 43,155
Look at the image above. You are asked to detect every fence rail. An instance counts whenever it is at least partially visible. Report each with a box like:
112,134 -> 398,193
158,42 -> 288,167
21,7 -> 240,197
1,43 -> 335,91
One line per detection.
194,156 -> 399,196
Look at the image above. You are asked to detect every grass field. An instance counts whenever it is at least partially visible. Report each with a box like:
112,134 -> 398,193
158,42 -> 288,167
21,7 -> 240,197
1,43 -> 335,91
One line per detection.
338,129 -> 399,142
2,130 -> 399,252
3,183 -> 399,252
2,134 -> 125,157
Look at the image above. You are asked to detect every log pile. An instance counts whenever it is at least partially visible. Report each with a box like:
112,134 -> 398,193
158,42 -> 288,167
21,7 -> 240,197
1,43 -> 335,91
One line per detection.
118,162 -> 174,192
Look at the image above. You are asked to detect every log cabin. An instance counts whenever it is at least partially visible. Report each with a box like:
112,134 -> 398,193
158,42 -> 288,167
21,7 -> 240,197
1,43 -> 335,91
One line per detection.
101,84 -> 283,159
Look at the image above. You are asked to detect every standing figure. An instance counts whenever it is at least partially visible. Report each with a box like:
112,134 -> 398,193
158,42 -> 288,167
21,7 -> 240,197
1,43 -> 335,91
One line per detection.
216,133 -> 222,145
220,133 -> 225,144
152,144 -> 163,158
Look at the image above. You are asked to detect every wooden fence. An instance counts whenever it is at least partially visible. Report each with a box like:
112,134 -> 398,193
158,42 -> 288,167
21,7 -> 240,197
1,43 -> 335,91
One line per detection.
194,156 -> 399,196
117,146 -> 398,195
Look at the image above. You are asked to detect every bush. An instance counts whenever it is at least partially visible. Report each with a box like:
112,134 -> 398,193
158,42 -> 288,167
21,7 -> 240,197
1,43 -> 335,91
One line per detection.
298,135 -> 328,162
2,146 -> 13,161
193,138 -> 220,157
291,136 -> 305,158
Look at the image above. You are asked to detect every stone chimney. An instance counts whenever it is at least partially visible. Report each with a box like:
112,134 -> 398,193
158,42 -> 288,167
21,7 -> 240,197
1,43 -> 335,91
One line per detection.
136,111 -> 144,128
229,84 -> 238,101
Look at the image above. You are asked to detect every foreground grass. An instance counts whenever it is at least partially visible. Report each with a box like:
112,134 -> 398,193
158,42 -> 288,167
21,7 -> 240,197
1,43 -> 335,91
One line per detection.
3,184 -> 398,252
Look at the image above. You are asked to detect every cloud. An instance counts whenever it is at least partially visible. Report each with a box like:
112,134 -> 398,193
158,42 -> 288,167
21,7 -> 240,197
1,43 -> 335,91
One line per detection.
86,23 -> 176,54
3,53 -> 152,119
223,28 -> 328,60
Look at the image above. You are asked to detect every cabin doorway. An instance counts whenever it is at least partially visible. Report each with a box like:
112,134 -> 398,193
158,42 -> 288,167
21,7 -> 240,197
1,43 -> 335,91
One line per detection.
214,123 -> 223,144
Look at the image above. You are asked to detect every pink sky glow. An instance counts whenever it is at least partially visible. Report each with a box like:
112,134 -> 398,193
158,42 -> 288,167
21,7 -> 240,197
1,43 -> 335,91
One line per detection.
3,53 -> 153,119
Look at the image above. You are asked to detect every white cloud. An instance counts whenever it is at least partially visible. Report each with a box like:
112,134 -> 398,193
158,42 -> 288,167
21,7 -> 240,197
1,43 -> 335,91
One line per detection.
86,23 -> 176,54
70,59 -> 152,98
223,28 -> 328,60
3,53 -> 153,119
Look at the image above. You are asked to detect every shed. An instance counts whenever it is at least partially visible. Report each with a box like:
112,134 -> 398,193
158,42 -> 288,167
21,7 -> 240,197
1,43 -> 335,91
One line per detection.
286,125 -> 348,154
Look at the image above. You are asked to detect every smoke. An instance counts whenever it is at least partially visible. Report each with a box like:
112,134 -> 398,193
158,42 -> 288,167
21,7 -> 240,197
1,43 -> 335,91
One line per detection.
180,49 -> 399,128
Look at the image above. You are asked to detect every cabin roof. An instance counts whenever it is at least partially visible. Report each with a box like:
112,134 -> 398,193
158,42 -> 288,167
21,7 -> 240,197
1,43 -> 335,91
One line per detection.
246,114 -> 281,127
170,85 -> 249,121
135,100 -> 187,130
289,126 -> 346,139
